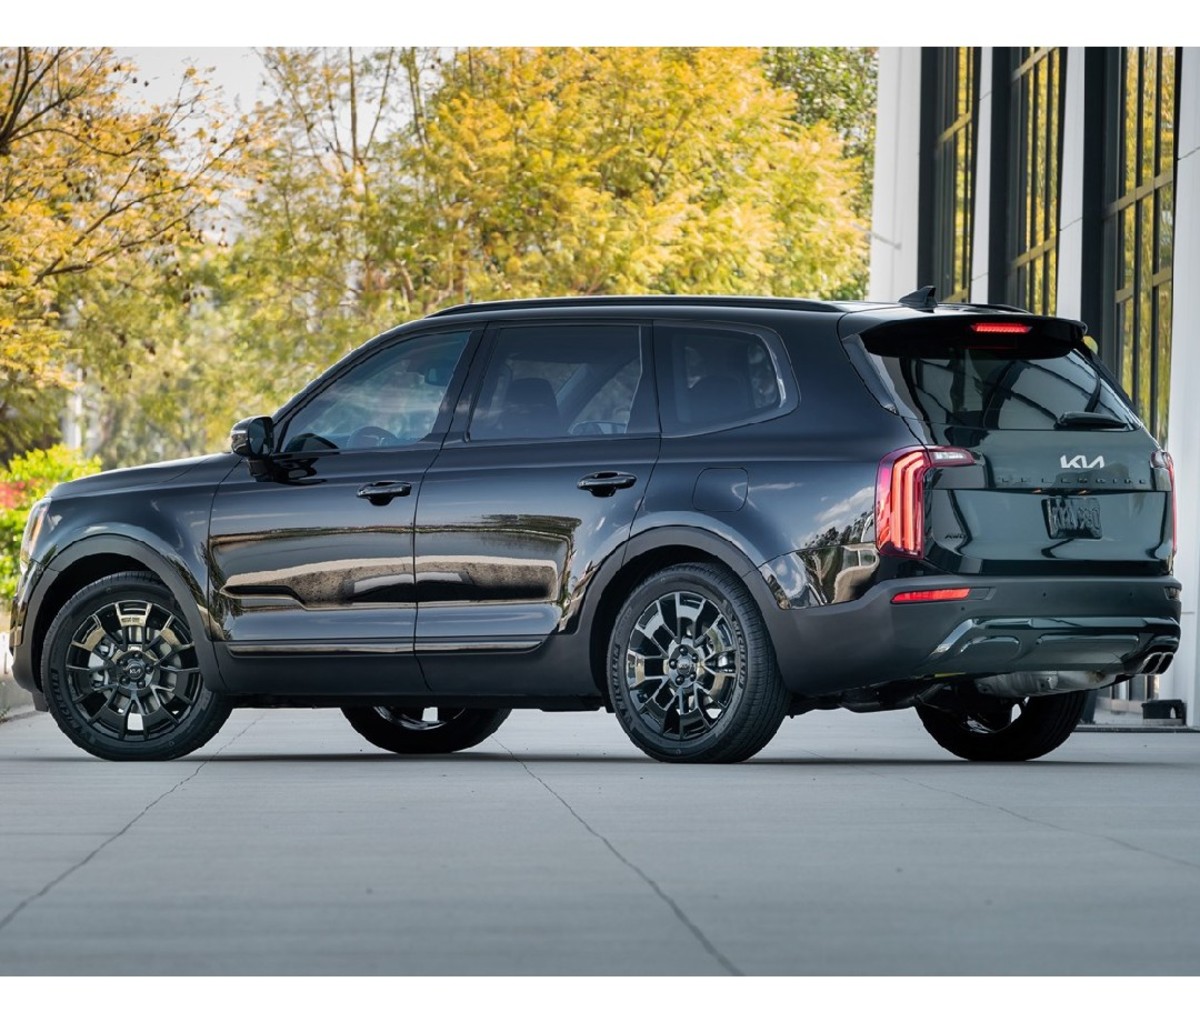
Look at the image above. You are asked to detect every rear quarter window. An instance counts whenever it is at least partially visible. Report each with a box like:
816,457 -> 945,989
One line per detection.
656,323 -> 796,435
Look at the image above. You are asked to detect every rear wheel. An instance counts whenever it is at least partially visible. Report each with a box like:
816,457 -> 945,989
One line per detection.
916,689 -> 1087,762
341,705 -> 510,754
41,571 -> 232,761
607,562 -> 789,763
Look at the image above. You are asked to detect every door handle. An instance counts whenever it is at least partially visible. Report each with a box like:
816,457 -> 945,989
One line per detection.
578,471 -> 638,498
356,481 -> 414,506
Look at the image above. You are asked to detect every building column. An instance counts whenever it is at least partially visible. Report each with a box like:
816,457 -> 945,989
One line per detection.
868,48 -> 922,301
1055,48 -> 1087,321
1162,47 -> 1200,713
970,49 -> 995,302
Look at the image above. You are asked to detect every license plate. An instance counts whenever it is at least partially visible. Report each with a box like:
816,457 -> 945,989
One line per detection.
1043,496 -> 1102,539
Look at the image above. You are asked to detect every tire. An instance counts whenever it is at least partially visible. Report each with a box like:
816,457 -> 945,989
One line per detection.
607,562 -> 789,764
916,689 -> 1088,762
41,571 -> 232,761
342,705 -> 510,754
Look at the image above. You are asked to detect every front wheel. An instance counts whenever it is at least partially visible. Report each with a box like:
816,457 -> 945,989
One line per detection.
41,571 -> 232,761
341,706 -> 510,754
916,689 -> 1087,762
607,562 -> 789,763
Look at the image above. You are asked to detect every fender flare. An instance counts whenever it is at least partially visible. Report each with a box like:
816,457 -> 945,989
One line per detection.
572,524 -> 793,671
38,534 -> 227,693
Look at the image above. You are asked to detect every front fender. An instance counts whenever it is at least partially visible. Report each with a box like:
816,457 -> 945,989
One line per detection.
19,533 -> 227,695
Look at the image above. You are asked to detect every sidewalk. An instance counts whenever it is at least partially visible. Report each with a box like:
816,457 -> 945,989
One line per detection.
0,631 -> 34,719
1076,704 -> 1199,733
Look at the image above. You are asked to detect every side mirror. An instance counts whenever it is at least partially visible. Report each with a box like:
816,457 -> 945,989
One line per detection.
230,416 -> 275,459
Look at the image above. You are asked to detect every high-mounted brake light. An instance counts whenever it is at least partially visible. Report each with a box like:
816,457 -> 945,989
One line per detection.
1152,450 -> 1177,555
891,588 -> 972,604
876,447 -> 976,559
970,322 -> 1033,334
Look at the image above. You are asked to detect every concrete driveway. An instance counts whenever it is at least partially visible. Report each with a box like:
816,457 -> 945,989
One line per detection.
1,705 -> 1198,975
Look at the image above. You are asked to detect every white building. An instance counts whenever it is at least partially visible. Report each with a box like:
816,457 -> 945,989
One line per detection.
870,47 -> 1199,717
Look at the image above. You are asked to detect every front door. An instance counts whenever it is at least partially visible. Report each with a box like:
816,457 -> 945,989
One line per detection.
414,320 -> 660,698
207,328 -> 475,696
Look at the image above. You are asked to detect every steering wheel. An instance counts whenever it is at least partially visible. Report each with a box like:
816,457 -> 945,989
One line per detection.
347,425 -> 401,449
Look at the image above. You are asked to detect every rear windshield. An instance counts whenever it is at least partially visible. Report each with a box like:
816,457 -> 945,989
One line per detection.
859,334 -> 1140,430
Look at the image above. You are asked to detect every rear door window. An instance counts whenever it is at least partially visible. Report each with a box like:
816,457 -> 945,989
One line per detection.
467,323 -> 655,441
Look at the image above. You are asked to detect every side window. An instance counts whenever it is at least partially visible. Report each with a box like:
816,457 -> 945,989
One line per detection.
280,331 -> 471,452
468,324 -> 652,441
657,324 -> 790,434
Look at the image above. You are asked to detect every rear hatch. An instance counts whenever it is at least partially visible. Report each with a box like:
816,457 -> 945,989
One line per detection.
839,309 -> 1173,575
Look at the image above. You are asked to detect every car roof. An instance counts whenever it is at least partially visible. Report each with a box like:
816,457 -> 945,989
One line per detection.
420,294 -> 1077,328
425,295 -> 863,318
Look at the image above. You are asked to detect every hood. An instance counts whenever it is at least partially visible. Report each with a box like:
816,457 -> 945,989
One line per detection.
49,453 -> 238,500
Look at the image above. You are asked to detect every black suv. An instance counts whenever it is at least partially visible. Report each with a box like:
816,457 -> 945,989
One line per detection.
8,293 -> 1181,763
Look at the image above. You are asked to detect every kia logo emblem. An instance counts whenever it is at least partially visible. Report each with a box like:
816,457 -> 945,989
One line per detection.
1060,454 -> 1105,469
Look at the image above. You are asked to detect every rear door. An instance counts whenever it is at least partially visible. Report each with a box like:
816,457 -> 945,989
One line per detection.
841,312 -> 1172,573
413,319 -> 659,697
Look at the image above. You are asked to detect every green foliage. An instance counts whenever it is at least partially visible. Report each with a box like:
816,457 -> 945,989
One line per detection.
1,46 -> 877,467
0,46 -> 249,459
402,47 -> 867,302
0,445 -> 100,601
764,47 -> 877,299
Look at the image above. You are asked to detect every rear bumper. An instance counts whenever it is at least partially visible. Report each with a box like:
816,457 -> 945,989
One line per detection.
768,575 -> 1181,697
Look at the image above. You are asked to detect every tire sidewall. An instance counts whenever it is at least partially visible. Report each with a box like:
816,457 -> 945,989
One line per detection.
342,706 -> 511,754
42,573 -> 228,761
608,565 -> 762,762
916,689 -> 1087,762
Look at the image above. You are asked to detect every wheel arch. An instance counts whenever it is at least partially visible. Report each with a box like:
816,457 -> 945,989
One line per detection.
30,536 -> 225,695
584,526 -> 785,702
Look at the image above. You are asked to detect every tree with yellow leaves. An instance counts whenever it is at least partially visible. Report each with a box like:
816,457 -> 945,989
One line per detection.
399,47 -> 866,305
0,47 -> 244,454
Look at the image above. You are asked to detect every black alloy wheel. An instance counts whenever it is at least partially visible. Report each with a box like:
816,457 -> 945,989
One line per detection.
916,688 -> 1088,761
341,705 -> 510,754
41,572 -> 232,761
608,562 -> 789,763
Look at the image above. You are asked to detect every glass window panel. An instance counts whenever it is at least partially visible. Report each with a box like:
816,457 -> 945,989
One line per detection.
1123,50 -> 1137,194
469,325 -> 646,441
1157,282 -> 1173,440
932,48 -> 977,303
1138,285 -> 1153,416
1160,51 -> 1176,172
281,331 -> 471,451
1157,184 -> 1173,274
1142,48 -> 1158,186
1119,301 -> 1134,398
1007,48 -> 1063,311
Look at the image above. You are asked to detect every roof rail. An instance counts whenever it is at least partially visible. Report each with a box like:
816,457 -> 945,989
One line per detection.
427,294 -> 841,318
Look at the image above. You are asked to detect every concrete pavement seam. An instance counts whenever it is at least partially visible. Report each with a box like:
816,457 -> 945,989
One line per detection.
493,737 -> 741,977
797,746 -> 1200,875
0,712 -> 264,939
898,773 -> 1200,874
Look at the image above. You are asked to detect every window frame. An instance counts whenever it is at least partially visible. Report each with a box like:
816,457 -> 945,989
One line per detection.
1005,46 -> 1068,315
652,318 -> 799,438
926,46 -> 982,304
1099,46 -> 1181,443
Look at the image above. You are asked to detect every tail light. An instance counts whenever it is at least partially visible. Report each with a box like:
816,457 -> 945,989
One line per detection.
1151,450 -> 1177,555
891,588 -> 972,604
876,447 -> 975,559
969,322 -> 1032,334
